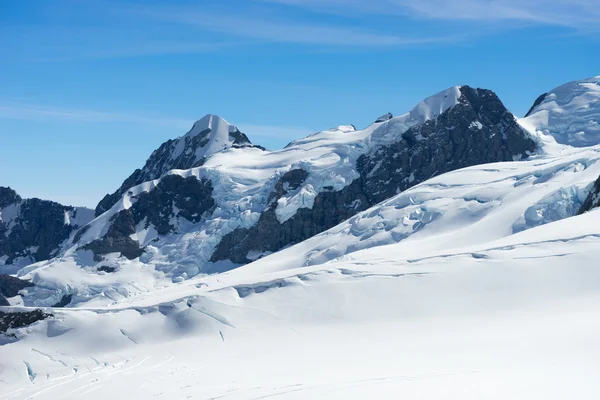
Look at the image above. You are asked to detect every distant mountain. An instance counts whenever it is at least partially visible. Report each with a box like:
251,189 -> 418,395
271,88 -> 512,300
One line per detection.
0,187 -> 94,269
520,76 -> 600,214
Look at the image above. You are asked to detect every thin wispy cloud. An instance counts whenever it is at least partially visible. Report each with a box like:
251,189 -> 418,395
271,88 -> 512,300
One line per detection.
0,102 -> 313,142
261,0 -> 600,31
0,102 -> 192,129
136,8 -> 452,47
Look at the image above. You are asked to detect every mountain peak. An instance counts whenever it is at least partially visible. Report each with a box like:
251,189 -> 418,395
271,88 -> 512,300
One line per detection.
520,76 -> 600,147
94,114 -> 255,216
0,186 -> 21,209
186,114 -> 238,137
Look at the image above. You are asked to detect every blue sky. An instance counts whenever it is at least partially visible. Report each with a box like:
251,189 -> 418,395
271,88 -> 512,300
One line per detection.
1,0 -> 599,208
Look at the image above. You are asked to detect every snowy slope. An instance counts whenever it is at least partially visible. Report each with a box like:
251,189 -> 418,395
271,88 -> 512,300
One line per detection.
1,204 -> 600,399
520,76 -> 600,147
18,138 -> 596,309
231,143 -> 600,274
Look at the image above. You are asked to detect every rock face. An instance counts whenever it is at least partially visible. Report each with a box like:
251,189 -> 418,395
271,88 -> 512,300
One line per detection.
0,187 -> 94,266
375,113 -> 393,123
84,175 -> 216,260
578,175 -> 600,214
0,309 -> 51,334
524,93 -> 547,117
0,274 -> 33,306
357,86 -> 535,205
0,274 -> 33,297
95,114 -> 258,216
212,86 -> 536,264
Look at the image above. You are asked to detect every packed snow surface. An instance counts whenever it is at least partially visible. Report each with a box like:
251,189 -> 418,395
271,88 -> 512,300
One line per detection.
1,206 -> 600,399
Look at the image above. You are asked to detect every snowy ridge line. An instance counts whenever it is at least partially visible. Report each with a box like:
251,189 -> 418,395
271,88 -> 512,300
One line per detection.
10,83 -> 488,307
9,78 -> 599,310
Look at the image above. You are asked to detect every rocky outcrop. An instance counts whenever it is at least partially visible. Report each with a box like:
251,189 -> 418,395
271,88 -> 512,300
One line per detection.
375,113 -> 393,123
0,274 -> 33,298
525,93 -> 548,117
0,273 -> 30,305
84,175 -> 216,260
0,309 -> 51,334
357,86 -> 536,205
212,86 -> 536,264
578,175 -> 600,214
0,187 -> 21,208
0,187 -> 93,266
95,114 -> 260,216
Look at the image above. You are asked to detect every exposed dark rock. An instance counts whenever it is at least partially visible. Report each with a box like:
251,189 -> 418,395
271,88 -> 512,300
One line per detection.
525,93 -> 548,117
0,309 -> 51,334
229,128 -> 252,146
212,86 -> 536,264
0,274 -> 33,298
98,266 -> 116,273
212,179 -> 370,264
357,86 -> 536,205
0,190 -> 93,265
0,295 -> 9,306
83,210 -> 143,261
52,294 -> 72,308
578,175 -> 600,214
73,224 -> 91,244
375,113 -> 393,123
267,169 -> 309,204
0,187 -> 21,208
85,175 -> 216,260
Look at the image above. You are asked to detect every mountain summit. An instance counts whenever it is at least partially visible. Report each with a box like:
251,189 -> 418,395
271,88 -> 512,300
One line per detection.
94,114 -> 258,216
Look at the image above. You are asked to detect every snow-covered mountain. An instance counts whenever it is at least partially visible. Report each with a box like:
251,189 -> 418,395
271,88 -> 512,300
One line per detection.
7,85 -> 538,308
0,188 -> 93,272
2,76 -> 600,399
520,75 -> 600,147
94,114 -> 259,216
